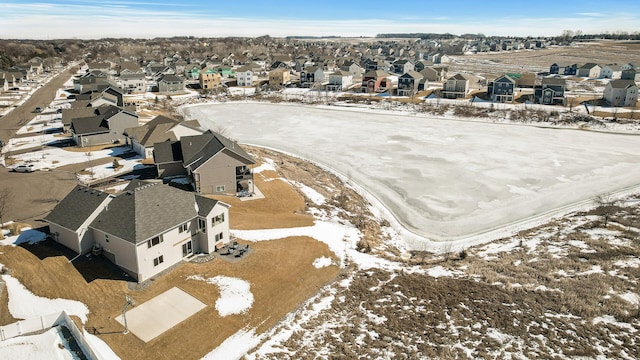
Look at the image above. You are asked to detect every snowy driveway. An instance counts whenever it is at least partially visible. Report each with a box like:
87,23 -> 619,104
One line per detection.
184,103 -> 640,244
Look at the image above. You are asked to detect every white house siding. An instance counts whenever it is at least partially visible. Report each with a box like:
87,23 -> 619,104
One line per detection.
91,229 -> 138,277
237,71 -> 254,86
48,224 -> 83,254
131,141 -> 146,158
208,205 -> 230,252
134,220 -> 197,282
50,197 -> 112,253
604,84 -> 638,107
624,87 -> 638,106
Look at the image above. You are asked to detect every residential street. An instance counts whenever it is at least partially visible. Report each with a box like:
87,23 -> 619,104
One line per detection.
0,65 -> 95,226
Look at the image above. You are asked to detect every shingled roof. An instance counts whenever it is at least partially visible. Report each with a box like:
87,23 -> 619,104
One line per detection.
153,140 -> 183,164
125,115 -> 179,147
90,182 -> 218,244
181,131 -> 255,170
44,185 -> 110,231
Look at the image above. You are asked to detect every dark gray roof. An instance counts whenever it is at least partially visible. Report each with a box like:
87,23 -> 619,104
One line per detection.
159,74 -> 182,83
44,186 -> 110,231
608,79 -> 637,89
182,131 -> 255,170
494,74 -> 516,84
195,196 -> 220,217
70,105 -> 130,135
153,140 -> 183,163
70,115 -> 109,135
90,183 -> 210,244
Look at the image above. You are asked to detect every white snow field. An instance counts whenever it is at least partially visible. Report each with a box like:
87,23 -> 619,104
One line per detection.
183,102 -> 640,245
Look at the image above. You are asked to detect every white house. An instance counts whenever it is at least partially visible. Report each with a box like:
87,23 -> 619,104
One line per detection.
45,182 -> 231,282
327,71 -> 353,91
235,65 -> 255,86
600,65 -> 623,79
603,79 -> 638,107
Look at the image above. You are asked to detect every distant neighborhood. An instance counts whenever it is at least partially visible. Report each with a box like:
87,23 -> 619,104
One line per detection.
0,35 -> 638,283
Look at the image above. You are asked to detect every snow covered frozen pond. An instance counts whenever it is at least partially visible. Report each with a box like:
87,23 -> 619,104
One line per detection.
184,103 -> 640,244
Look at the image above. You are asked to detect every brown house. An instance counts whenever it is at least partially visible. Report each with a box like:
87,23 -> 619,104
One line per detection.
268,68 -> 291,87
361,70 -> 391,93
153,131 -> 256,195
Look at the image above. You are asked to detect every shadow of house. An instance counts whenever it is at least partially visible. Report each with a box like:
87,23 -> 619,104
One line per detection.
16,228 -> 130,283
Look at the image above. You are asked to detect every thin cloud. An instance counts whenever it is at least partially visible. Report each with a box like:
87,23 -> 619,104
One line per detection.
1,2 -> 638,39
577,12 -> 607,17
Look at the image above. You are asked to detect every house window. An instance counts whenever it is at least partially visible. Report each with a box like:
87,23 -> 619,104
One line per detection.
198,218 -> 206,233
212,213 -> 225,226
178,223 -> 188,233
215,232 -> 224,241
147,236 -> 162,248
105,234 -> 109,243
153,255 -> 164,267
216,185 -> 225,192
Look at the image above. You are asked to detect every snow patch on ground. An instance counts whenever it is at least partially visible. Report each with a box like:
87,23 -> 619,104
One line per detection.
593,315 -> 637,332
188,275 -> 254,316
82,330 -> 122,359
619,291 -> 640,305
1,273 -> 89,323
427,265 -> 458,278
252,158 -> 277,173
312,256 -> 333,269
201,327 -> 262,360
290,180 -> 326,205
0,326 -> 79,360
0,229 -> 47,246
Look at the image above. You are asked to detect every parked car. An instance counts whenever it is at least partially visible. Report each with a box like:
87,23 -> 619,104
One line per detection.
10,164 -> 35,173
33,107 -> 42,113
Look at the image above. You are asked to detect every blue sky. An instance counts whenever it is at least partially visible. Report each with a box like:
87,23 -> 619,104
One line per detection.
1,0 -> 639,39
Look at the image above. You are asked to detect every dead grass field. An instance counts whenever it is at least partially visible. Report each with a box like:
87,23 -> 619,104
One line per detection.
448,41 -> 640,79
251,196 -> 640,359
0,152 -> 345,360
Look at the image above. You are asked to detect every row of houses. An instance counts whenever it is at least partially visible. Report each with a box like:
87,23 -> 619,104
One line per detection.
0,58 -> 46,92
47,70 -> 260,282
485,72 -> 638,107
549,62 -> 640,81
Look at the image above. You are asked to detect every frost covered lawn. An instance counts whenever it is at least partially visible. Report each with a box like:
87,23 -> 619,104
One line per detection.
184,102 -> 640,244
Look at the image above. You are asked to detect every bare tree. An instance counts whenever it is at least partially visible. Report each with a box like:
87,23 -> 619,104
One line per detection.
0,188 -> 10,231
594,194 -> 619,227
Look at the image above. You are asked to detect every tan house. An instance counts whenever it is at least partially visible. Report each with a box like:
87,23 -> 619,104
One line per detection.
268,68 -> 290,87
45,182 -> 230,282
125,116 -> 205,159
199,67 -> 222,90
442,73 -> 482,99
153,131 -> 256,195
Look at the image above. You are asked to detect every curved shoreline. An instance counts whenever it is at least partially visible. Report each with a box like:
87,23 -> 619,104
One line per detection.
180,101 -> 640,251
